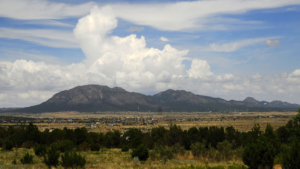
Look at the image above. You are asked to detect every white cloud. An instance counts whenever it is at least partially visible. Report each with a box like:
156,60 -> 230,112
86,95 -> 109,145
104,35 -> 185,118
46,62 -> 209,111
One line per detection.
0,28 -> 79,48
127,26 -> 144,32
1,5 -> 300,107
111,0 -> 300,31
266,39 -> 281,46
0,0 -> 299,32
205,37 -> 280,52
0,0 -> 94,20
160,37 -> 169,42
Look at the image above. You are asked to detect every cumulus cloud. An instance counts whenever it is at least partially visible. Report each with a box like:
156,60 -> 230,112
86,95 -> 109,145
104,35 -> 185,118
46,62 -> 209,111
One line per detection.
160,37 -> 169,42
127,26 -> 144,32
266,39 -> 281,46
0,5 -> 300,107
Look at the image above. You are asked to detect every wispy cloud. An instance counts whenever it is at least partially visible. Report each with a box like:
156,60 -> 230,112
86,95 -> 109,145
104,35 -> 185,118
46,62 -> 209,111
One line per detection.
0,28 -> 79,48
160,37 -> 169,42
0,0 -> 94,20
26,20 -> 74,27
112,0 -> 300,31
127,26 -> 144,32
203,37 -> 280,52
266,39 -> 281,46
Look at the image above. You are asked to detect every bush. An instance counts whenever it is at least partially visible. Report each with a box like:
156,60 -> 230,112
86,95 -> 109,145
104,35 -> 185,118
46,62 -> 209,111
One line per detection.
79,142 -> 90,151
20,152 -> 33,164
4,139 -> 13,151
158,146 -> 174,163
149,150 -> 158,161
61,151 -> 86,169
172,143 -> 185,156
34,144 -> 47,157
282,138 -> 300,169
90,143 -> 100,151
191,140 -> 206,158
242,135 -> 277,169
131,144 -> 149,161
121,145 -> 129,152
217,140 -> 233,161
59,140 -> 75,152
43,142 -> 60,168
23,141 -> 34,149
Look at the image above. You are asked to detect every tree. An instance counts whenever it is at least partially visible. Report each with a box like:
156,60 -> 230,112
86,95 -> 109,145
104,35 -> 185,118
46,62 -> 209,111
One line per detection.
90,143 -> 100,151
43,142 -> 60,168
61,151 -> 86,169
282,137 -> 300,169
34,144 -> 47,156
4,139 -> 13,151
242,135 -> 277,169
59,140 -> 75,152
121,145 -> 129,152
131,144 -> 149,161
217,140 -> 233,161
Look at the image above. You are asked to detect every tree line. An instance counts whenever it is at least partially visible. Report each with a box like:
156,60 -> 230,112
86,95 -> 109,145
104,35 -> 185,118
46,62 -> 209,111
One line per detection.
0,109 -> 300,168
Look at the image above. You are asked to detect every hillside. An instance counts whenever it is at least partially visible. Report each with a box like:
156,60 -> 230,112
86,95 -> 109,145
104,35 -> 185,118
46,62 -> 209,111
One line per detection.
4,85 -> 300,113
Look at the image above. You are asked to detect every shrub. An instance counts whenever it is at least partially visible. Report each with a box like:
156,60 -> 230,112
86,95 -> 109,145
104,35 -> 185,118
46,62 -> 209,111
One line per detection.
158,146 -> 174,163
131,144 -> 149,161
132,156 -> 140,167
23,141 -> 34,149
149,150 -> 158,161
12,159 -> 17,165
208,144 -> 216,160
242,135 -> 278,169
172,143 -> 185,156
79,142 -> 90,151
59,140 -> 75,152
90,143 -> 100,151
34,144 -> 47,157
20,152 -> 33,164
191,140 -> 207,158
61,151 -> 86,169
121,145 -> 129,152
43,142 -> 60,168
282,138 -> 300,169
4,139 -> 13,151
217,140 -> 233,161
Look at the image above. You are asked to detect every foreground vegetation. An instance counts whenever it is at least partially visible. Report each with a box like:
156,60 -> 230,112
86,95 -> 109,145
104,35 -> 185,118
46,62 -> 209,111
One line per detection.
0,110 -> 300,169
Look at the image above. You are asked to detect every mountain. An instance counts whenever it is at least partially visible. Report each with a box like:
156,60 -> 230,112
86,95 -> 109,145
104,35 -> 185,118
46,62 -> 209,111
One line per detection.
243,97 -> 300,109
3,85 -> 300,113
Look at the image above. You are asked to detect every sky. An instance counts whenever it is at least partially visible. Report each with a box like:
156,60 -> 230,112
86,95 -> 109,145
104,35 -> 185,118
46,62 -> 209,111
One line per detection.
0,0 -> 300,107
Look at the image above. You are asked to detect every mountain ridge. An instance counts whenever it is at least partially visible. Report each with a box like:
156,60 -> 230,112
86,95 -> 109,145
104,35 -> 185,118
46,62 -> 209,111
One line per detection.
3,85 -> 300,113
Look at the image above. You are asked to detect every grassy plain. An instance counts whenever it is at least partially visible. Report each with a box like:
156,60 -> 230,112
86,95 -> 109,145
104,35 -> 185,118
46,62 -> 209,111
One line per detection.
8,111 -> 295,132
0,148 -> 247,169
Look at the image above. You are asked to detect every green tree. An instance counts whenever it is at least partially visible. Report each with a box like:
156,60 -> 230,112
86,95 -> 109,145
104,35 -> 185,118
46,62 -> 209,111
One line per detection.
131,144 -> 149,161
34,144 -> 47,156
61,151 -> 86,169
282,137 -> 300,169
43,142 -> 60,168
242,135 -> 277,169
4,139 -> 13,151
59,140 -> 75,152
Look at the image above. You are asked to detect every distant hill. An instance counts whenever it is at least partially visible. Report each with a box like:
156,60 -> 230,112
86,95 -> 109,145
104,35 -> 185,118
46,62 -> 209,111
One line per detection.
243,97 -> 300,109
3,85 -> 300,113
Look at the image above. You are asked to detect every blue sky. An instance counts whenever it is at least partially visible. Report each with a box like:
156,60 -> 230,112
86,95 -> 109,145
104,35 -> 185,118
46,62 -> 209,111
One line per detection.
0,0 -> 300,107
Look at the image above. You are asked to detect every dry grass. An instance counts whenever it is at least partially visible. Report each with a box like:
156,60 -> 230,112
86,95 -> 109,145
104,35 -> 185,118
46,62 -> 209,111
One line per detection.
0,148 -> 247,169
